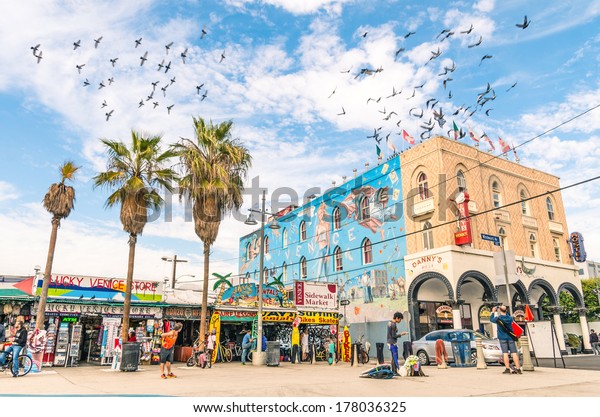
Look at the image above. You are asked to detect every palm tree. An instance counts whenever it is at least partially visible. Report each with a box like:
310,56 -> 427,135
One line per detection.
35,161 -> 80,330
212,272 -> 233,302
93,131 -> 177,343
174,117 -> 251,343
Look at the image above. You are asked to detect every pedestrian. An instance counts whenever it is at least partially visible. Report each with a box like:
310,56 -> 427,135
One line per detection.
490,305 -> 522,374
327,337 -> 336,365
0,319 -> 6,344
387,312 -> 407,374
0,321 -> 28,377
241,329 -> 253,365
301,327 -> 309,361
291,325 -> 301,364
590,329 -> 600,355
127,329 -> 137,342
206,329 -> 217,365
159,322 -> 182,379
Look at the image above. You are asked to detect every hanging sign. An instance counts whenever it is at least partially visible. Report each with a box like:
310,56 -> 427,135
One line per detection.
454,192 -> 473,246
569,232 -> 587,263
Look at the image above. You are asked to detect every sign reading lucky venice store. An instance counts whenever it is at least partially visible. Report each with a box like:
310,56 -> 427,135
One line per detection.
294,281 -> 337,310
35,274 -> 162,302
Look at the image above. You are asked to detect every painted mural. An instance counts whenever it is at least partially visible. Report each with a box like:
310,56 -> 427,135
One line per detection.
238,156 -> 408,324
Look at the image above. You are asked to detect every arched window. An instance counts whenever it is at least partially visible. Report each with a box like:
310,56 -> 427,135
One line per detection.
362,239 -> 373,265
246,242 -> 252,261
457,170 -> 467,191
334,246 -> 343,271
498,227 -> 507,249
520,190 -> 529,216
333,206 -> 341,230
300,257 -> 307,279
529,233 -> 537,258
423,221 -> 434,250
300,221 -> 307,241
264,236 -> 270,254
546,197 -> 555,220
553,238 -> 561,262
418,172 -> 430,200
492,181 -> 501,208
282,262 -> 288,282
282,228 -> 288,248
360,196 -> 370,220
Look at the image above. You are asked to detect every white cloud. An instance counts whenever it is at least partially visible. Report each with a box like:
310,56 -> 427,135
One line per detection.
0,181 -> 19,201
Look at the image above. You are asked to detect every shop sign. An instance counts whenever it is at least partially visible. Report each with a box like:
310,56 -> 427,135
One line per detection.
479,306 -> 492,321
297,310 -> 339,325
513,309 -> 525,323
35,274 -> 163,302
294,281 -> 337,310
341,326 -> 352,362
454,192 -> 473,246
217,283 -> 293,309
262,311 -> 296,322
436,305 -> 453,324
569,232 -> 586,263
164,307 -> 201,320
218,310 -> 256,322
44,303 -> 161,317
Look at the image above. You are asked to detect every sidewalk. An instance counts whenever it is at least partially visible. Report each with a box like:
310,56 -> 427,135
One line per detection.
1,360 -> 599,397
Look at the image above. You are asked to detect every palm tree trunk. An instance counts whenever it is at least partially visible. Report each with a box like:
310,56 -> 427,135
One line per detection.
199,243 -> 211,344
35,216 -> 60,330
121,233 -> 137,343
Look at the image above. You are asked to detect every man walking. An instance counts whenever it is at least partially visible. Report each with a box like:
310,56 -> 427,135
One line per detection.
490,305 -> 522,374
241,329 -> 253,365
387,312 -> 407,374
159,322 -> 182,379
590,329 -> 600,355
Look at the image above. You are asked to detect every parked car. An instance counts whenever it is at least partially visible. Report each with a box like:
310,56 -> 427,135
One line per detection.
412,329 -> 504,366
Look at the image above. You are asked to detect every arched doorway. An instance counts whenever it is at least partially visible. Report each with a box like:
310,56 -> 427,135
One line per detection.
407,272 -> 454,339
456,270 -> 497,336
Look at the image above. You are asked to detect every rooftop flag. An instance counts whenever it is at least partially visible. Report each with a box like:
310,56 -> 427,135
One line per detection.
498,136 -> 511,153
468,126 -> 479,144
386,135 -> 398,153
453,121 -> 459,140
402,129 -> 415,145
482,132 -> 495,151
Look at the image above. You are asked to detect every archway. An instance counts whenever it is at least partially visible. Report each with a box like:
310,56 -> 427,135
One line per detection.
528,279 -> 558,320
407,271 -> 454,339
456,270 -> 497,335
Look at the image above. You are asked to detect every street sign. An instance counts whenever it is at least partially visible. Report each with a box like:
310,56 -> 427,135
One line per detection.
481,233 -> 500,246
340,299 -> 350,306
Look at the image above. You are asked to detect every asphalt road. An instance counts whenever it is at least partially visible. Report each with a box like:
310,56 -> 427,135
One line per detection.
534,354 -> 600,371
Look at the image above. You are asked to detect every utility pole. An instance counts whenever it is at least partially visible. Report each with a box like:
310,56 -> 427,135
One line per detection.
162,255 -> 188,289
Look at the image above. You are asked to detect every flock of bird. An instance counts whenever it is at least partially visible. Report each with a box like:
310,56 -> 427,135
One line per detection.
29,25 -> 214,121
330,15 -> 532,153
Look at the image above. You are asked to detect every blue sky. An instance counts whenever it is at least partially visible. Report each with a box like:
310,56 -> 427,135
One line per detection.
1,0 -> 599,284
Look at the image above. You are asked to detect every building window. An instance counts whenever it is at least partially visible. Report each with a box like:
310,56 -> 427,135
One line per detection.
282,228 -> 288,248
498,227 -> 508,249
423,221 -> 434,250
553,238 -> 561,262
334,246 -> 343,271
362,239 -> 373,265
242,273 -> 250,284
264,236 -> 269,254
520,190 -> 529,215
418,172 -> 430,200
492,181 -> 501,208
300,221 -> 307,241
263,268 -> 268,284
333,206 -> 341,230
246,242 -> 252,261
546,197 -> 555,220
457,170 -> 467,191
529,233 -> 537,258
282,262 -> 287,282
300,257 -> 307,279
360,197 -> 370,220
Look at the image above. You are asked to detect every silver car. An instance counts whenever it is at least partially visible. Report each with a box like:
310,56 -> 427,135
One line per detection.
412,329 -> 503,366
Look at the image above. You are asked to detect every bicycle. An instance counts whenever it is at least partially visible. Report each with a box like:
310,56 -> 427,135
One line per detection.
217,340 -> 232,363
186,341 -> 211,368
355,335 -> 370,364
1,349 -> 33,377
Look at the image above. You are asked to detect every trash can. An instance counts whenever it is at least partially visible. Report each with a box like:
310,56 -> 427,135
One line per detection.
266,341 -> 281,366
376,343 -> 385,364
450,340 -> 472,367
120,342 -> 141,372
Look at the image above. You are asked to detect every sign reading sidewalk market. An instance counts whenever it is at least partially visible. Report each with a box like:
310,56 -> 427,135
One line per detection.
294,281 -> 337,310
35,274 -> 162,302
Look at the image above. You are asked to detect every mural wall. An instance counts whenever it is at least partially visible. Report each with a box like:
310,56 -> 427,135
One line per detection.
238,156 -> 408,325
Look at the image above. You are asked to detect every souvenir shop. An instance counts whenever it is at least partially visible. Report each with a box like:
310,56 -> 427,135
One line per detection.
162,305 -> 206,362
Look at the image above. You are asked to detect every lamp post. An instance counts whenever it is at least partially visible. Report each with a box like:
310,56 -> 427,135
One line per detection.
161,255 -> 188,290
244,190 -> 280,366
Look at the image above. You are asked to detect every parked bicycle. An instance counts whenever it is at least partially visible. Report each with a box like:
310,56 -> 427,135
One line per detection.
0,348 -> 33,377
355,335 -> 371,364
217,340 -> 233,363
186,340 -> 211,368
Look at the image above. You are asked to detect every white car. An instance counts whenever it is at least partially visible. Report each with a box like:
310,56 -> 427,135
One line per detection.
412,329 -> 503,366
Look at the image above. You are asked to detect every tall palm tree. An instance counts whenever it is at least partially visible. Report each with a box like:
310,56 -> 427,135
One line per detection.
174,117 -> 251,342
93,131 -> 177,343
35,161 -> 80,330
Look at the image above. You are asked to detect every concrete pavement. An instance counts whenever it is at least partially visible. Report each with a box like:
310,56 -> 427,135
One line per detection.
1,360 -> 600,397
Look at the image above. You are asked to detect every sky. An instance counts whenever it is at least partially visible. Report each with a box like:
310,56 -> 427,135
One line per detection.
1,0 -> 599,288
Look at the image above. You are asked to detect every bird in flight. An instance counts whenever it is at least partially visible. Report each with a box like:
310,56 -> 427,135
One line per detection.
361,32 -> 368,38
394,48 -> 405,59
468,35 -> 482,48
337,107 -> 346,116
146,92 -> 154,101
181,47 -> 188,64
76,64 -> 85,74
153,101 -> 159,109
201,90 -> 208,101
167,104 -> 174,114
157,59 -> 165,71
164,61 -> 171,73
443,77 -> 453,90
386,87 -> 401,98
151,81 -> 159,91
30,44 -> 41,56
196,84 -> 204,94
461,24 -> 474,34
485,108 -> 493,116
110,57 -> 118,67
105,110 -> 114,121
165,42 -> 174,54
340,66 -> 352,73
138,100 -> 145,108
506,81 -> 518,92
516,15 -> 531,29
135,37 -> 142,48
98,81 -> 106,89
94,36 -> 103,48
404,31 -> 416,39
201,25 -> 208,39
328,87 -> 336,99
170,76 -> 176,85
108,77 -> 114,85
83,79 -> 90,87
479,55 -> 493,65
140,51 -> 148,66
219,50 -> 226,63
101,100 -> 107,108
73,40 -> 81,50
161,85 -> 169,97
436,29 -> 452,39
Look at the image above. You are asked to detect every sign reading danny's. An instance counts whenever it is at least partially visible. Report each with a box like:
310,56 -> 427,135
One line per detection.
294,281 -> 337,310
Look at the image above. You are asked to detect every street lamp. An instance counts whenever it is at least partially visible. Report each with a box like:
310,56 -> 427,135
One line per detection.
161,255 -> 189,290
244,190 -> 280,366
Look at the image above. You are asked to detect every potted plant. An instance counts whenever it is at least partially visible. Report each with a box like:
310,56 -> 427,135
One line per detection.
566,333 -> 581,355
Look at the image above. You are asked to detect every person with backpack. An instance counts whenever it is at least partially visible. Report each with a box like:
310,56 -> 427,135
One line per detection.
490,305 -> 521,374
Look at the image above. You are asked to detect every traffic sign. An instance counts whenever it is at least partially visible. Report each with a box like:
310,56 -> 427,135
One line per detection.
481,233 -> 500,246
340,299 -> 350,306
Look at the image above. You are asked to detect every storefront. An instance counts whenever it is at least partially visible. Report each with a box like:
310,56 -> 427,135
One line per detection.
162,305 -> 205,362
